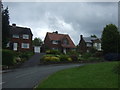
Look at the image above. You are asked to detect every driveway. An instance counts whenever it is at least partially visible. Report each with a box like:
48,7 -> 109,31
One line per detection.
2,64 -> 84,88
20,53 -> 45,68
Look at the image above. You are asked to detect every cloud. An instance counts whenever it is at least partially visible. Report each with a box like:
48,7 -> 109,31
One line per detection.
3,2 -> 118,45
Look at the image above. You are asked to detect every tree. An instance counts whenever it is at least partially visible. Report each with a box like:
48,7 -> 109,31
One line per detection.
32,37 -> 43,46
101,24 -> 120,54
2,6 -> 10,49
91,35 -> 97,38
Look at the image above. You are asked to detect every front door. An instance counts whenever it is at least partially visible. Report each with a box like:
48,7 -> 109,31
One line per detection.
13,43 -> 18,51
63,48 -> 66,54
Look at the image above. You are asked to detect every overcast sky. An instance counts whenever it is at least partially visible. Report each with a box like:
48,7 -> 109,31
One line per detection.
3,2 -> 118,45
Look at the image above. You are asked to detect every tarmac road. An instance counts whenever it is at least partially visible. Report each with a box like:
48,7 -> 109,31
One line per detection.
2,64 -> 84,89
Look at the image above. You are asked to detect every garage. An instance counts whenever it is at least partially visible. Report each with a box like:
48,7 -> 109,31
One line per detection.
34,46 -> 41,53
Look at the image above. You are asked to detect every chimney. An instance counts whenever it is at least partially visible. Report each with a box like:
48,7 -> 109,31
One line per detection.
53,31 -> 58,34
80,35 -> 83,40
12,23 -> 16,27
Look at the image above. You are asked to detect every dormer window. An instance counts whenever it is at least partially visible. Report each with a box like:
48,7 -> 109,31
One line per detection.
63,39 -> 69,45
13,34 -> 19,38
23,34 -> 29,39
52,40 -> 59,44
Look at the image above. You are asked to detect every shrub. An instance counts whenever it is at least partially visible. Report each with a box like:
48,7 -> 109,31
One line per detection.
82,53 -> 93,59
104,53 -> 120,61
68,58 -> 72,62
89,47 -> 97,53
42,55 -> 60,63
18,51 -> 34,61
59,55 -> 72,62
46,50 -> 61,55
94,51 -> 103,57
2,49 -> 15,66
59,55 -> 69,62
69,54 -> 78,61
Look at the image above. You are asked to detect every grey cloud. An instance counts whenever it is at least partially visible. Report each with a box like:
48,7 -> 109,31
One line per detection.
3,2 -> 118,45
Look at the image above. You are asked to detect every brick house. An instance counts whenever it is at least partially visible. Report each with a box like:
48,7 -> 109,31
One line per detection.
8,24 -> 33,52
42,31 -> 76,54
78,35 -> 101,53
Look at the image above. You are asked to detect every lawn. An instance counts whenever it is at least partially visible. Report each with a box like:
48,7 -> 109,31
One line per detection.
36,61 -> 119,88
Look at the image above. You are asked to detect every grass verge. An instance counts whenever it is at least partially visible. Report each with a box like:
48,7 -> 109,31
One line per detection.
36,61 -> 119,88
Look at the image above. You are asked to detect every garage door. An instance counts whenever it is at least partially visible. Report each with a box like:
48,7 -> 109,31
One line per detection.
34,46 -> 40,53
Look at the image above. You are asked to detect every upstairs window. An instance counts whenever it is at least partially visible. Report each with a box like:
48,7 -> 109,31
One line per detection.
13,34 -> 19,38
63,39 -> 69,45
23,34 -> 29,39
52,40 -> 59,44
87,43 -> 92,47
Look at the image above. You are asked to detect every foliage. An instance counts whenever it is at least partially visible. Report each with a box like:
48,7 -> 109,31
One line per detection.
46,50 -> 61,55
32,37 -> 43,46
18,51 -> 34,61
82,53 -> 93,59
59,55 -> 70,62
2,6 -> 10,49
42,55 -> 60,62
101,24 -> 120,54
89,47 -> 97,53
91,35 -> 97,38
2,49 -> 15,66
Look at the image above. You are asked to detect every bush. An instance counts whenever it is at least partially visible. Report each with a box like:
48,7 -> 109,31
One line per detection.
89,47 -> 97,53
82,53 -> 93,59
18,51 -> 34,61
69,54 -> 78,61
42,55 -> 60,63
104,53 -> 120,61
59,55 -> 72,62
2,49 -> 15,66
46,50 -> 61,55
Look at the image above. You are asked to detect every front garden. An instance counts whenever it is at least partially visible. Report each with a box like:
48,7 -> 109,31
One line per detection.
40,49 -> 104,64
2,49 -> 34,70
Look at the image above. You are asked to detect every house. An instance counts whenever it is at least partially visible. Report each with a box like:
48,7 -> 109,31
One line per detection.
42,31 -> 76,54
8,24 -> 33,52
78,35 -> 101,53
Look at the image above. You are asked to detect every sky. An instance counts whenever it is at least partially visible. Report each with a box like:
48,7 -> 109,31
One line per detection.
3,2 -> 118,45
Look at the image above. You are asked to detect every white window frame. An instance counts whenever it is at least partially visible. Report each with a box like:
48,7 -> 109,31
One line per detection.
22,43 -> 29,48
23,34 -> 29,39
13,34 -> 19,38
52,40 -> 58,44
87,43 -> 92,47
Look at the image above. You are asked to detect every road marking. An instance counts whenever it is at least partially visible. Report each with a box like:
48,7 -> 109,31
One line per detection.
0,82 -> 5,85
15,71 -> 37,79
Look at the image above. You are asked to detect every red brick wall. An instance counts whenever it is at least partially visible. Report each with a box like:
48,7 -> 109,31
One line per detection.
10,34 -> 33,52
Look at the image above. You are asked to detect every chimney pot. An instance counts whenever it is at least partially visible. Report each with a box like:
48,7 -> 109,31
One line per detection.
80,35 -> 83,40
12,23 -> 16,27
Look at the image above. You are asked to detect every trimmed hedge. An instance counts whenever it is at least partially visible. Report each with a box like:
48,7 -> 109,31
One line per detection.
2,49 -> 15,66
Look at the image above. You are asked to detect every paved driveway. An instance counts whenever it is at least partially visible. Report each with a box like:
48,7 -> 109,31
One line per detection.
20,53 -> 45,68
2,64 -> 84,88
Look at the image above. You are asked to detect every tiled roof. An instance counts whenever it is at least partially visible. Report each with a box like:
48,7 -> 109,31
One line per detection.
47,32 -> 76,48
83,37 -> 100,43
9,25 -> 33,35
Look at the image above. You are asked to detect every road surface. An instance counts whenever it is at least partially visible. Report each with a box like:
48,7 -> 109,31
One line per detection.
2,64 -> 84,89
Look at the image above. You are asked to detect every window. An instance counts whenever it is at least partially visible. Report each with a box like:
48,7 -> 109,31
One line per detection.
52,40 -> 58,44
13,35 -> 19,38
23,34 -> 29,39
22,43 -> 29,48
52,48 -> 58,50
87,43 -> 92,47
63,39 -> 69,45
